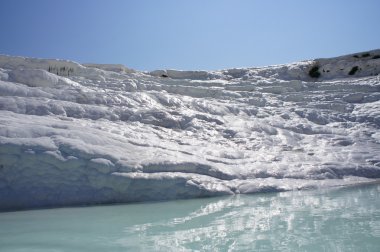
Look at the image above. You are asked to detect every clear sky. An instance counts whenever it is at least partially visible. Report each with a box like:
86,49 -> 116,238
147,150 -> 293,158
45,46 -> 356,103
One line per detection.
0,0 -> 379,71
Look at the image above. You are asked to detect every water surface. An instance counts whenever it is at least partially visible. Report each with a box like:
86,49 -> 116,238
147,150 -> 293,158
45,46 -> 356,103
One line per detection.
1,183 -> 380,251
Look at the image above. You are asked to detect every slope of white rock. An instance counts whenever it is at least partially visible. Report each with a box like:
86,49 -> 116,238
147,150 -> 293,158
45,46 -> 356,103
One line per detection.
1,50 -> 380,211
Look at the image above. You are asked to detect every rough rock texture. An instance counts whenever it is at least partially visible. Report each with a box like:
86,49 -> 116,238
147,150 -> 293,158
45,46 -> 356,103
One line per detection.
1,50 -> 380,211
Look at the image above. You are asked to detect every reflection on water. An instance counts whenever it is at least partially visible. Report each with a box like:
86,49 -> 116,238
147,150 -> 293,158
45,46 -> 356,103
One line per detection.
1,183 -> 380,251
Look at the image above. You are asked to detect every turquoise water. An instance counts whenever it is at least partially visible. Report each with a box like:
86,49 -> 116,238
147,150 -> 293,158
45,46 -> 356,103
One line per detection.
1,183 -> 380,252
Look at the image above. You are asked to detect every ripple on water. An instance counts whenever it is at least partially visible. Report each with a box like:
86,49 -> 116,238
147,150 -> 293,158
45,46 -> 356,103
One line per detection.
0,183 -> 380,251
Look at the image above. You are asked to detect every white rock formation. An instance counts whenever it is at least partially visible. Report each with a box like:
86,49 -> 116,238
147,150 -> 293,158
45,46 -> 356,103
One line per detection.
0,50 -> 380,210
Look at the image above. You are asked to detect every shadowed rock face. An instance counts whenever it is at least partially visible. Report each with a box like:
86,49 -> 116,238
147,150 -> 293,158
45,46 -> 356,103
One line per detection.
1,50 -> 380,211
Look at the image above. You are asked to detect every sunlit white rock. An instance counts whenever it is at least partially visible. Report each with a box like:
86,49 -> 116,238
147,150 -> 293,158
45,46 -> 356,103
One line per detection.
0,50 -> 380,210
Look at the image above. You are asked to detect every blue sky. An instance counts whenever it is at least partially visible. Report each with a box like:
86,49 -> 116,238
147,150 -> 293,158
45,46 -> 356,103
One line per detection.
0,0 -> 379,71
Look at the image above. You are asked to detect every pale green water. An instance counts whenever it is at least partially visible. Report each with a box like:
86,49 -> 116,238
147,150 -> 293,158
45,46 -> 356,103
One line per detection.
1,183 -> 380,252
